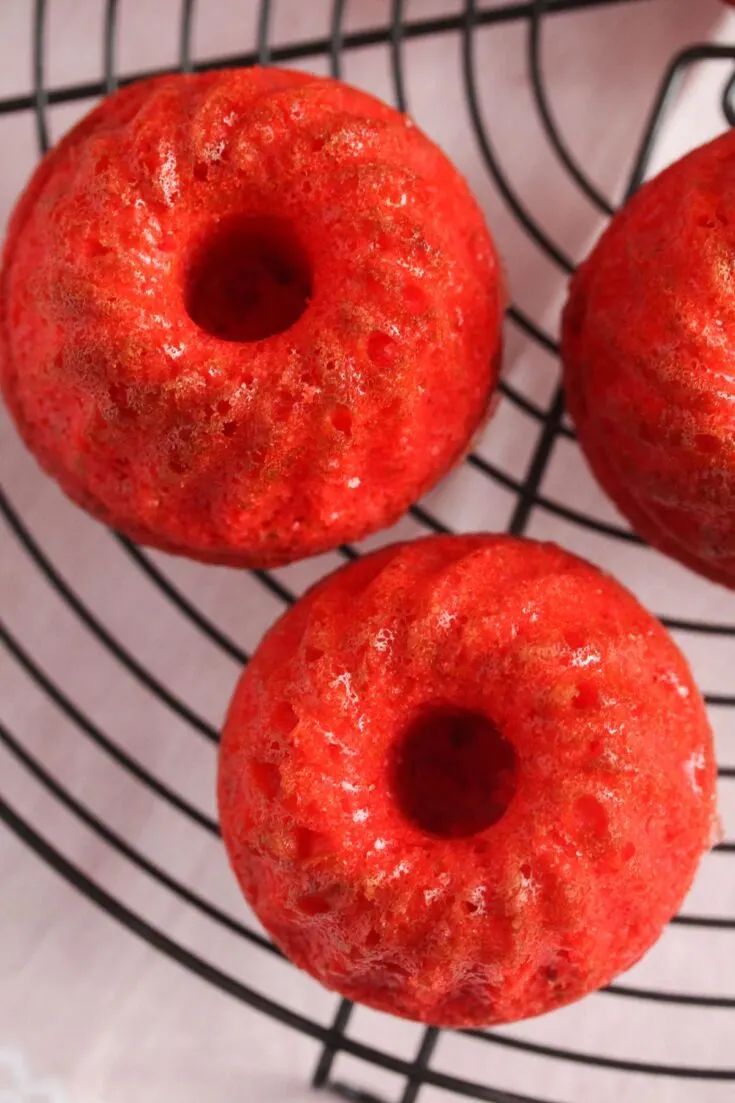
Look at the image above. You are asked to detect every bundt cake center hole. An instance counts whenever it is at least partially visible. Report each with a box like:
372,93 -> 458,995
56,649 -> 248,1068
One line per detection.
391,707 -> 517,839
186,215 -> 311,342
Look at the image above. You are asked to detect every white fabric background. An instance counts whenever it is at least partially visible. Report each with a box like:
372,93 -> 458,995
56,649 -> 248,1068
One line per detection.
1,2 -> 734,1101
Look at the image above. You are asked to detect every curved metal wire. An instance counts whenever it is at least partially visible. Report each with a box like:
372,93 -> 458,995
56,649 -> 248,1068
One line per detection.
103,0 -> 119,93
179,0 -> 195,73
707,692 -> 735,708
604,983 -> 735,1009
0,619 -> 217,835
508,388 -> 566,535
31,0 -> 49,152
0,1 -> 652,121
0,720 -> 275,954
672,912 -> 735,930
467,1027 -> 735,1081
389,0 -> 407,113
499,377 -> 564,427
658,614 -> 735,637
507,305 -> 559,357
625,44 -> 735,199
0,491 -> 219,743
722,67 -> 735,127
329,0 -> 347,79
528,0 -> 613,216
312,999 -> 355,1091
257,0 -> 272,65
115,537 -> 249,665
462,0 -> 575,274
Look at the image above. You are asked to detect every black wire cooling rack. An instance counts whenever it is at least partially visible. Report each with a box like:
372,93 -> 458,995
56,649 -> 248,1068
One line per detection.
1,1 -> 735,1101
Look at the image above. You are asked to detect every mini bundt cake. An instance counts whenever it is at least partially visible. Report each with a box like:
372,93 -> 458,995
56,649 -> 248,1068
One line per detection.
218,535 -> 716,1026
0,68 -> 503,566
563,130 -> 735,588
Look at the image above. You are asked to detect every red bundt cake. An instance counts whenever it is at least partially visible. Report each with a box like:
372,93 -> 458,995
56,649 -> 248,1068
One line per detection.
0,68 -> 502,566
563,131 -> 735,589
218,535 -> 716,1026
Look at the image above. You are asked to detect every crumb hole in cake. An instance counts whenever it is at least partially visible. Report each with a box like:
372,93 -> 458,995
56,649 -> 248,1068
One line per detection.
621,841 -> 636,862
331,404 -> 352,436
272,701 -> 298,733
390,707 -> 517,838
385,963 -> 408,977
573,681 -> 600,709
108,383 -> 132,418
295,827 -> 331,859
403,283 -> 426,312
573,794 -> 608,839
367,330 -> 397,367
186,215 -> 311,342
563,628 -> 587,650
304,645 -> 324,663
250,759 -> 281,799
85,238 -> 113,259
296,892 -> 332,915
694,432 -> 720,454
273,389 -> 294,422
